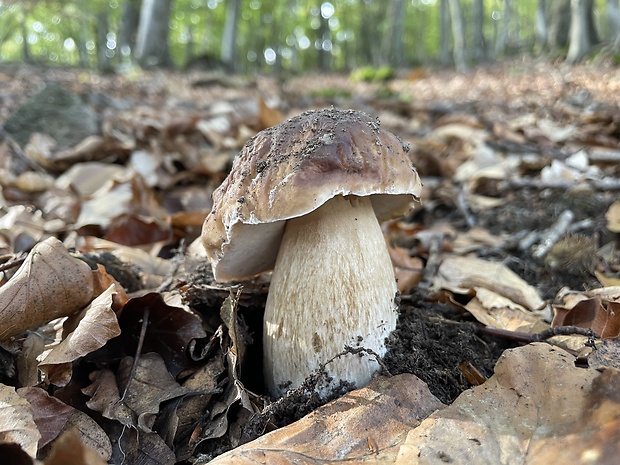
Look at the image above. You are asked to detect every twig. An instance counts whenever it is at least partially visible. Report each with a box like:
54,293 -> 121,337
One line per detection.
532,210 -> 574,260
0,257 -> 25,272
498,177 -> 620,191
479,325 -> 599,344
119,307 -> 150,402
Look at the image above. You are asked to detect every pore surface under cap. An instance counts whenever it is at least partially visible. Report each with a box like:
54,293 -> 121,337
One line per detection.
202,108 -> 422,281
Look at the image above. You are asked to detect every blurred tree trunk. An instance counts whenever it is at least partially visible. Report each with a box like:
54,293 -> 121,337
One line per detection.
495,0 -> 511,56
448,0 -> 467,71
381,0 -> 405,67
221,0 -> 240,71
135,0 -> 172,67
119,0 -> 141,58
317,1 -> 331,71
21,16 -> 31,63
536,0 -> 548,50
96,10 -> 113,72
547,0 -> 571,50
472,0 -> 486,62
439,0 -> 451,65
608,0 -> 620,48
566,0 -> 599,63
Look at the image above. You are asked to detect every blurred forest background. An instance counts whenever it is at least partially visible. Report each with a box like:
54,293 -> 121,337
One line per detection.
1,0 -> 620,75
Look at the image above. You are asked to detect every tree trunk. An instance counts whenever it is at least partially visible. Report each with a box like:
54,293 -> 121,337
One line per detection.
495,0 -> 511,56
96,10 -> 113,72
547,0 -> 571,50
472,0 -> 486,62
448,0 -> 467,71
381,0 -> 405,67
135,0 -> 172,68
317,1 -> 331,71
221,0 -> 241,71
439,0 -> 451,65
536,0 -> 548,51
119,0 -> 141,58
566,0 -> 599,64
608,0 -> 620,46
21,15 -> 31,63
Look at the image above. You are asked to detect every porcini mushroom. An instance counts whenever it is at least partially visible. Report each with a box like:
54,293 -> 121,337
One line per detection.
202,108 -> 421,397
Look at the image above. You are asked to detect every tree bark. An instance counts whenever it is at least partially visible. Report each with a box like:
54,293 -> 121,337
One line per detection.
548,0 -> 571,50
96,10 -> 113,72
495,0 -> 511,56
472,0 -> 486,62
608,0 -> 620,47
439,0 -> 451,65
381,0 -> 405,67
566,0 -> 599,64
448,0 -> 467,71
119,0 -> 141,57
135,0 -> 173,68
536,0 -> 548,51
221,0 -> 241,71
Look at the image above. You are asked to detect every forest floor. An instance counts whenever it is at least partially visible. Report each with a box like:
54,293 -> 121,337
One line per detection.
0,59 -> 619,464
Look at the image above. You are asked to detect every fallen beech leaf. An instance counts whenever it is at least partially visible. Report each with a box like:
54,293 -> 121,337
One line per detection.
18,387 -> 111,462
552,287 -> 620,338
465,287 -> 549,333
0,384 -> 41,457
207,374 -> 443,464
0,237 -> 94,340
43,428 -> 107,465
117,353 -> 189,433
395,343 -> 619,465
16,387 -> 72,449
435,255 -> 546,311
39,285 -> 120,386
83,369 -> 136,428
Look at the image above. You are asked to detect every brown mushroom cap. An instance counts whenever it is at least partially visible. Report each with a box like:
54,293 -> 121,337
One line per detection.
202,108 -> 422,282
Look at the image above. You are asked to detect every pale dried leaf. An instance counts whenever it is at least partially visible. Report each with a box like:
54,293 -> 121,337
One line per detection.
465,287 -> 549,333
207,374 -> 443,465
39,285 -> 119,386
435,255 -> 545,311
395,343 -> 619,465
43,428 -> 107,465
0,384 -> 41,457
0,237 -> 94,340
605,201 -> 620,233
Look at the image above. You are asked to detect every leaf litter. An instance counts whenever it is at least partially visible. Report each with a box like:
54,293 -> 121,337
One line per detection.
0,61 -> 619,463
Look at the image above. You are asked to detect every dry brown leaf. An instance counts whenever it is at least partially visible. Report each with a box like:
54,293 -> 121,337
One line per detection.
82,369 -> 136,428
18,386 -> 112,462
0,384 -> 41,457
552,287 -> 620,338
207,374 -> 443,465
16,387 -> 73,449
435,255 -> 546,311
465,287 -> 549,333
0,237 -> 94,340
395,343 -> 619,465
43,428 -> 107,465
38,285 -> 120,386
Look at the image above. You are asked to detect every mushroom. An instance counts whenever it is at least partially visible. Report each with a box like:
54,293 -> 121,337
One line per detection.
202,108 -> 422,397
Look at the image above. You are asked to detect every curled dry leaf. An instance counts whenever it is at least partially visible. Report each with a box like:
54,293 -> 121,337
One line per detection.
17,386 -> 112,462
42,428 -> 107,465
38,285 -> 120,386
396,343 -> 620,465
0,384 -> 41,457
605,200 -> 620,233
552,287 -> 620,338
207,374 -> 444,465
0,236 -> 94,340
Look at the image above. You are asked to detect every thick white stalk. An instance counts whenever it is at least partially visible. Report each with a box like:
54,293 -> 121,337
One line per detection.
263,195 -> 398,397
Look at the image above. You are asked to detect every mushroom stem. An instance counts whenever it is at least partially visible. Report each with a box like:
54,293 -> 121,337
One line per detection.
263,195 -> 398,397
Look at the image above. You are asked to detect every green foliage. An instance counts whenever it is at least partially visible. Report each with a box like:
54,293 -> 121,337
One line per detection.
307,87 -> 352,99
350,65 -> 394,83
